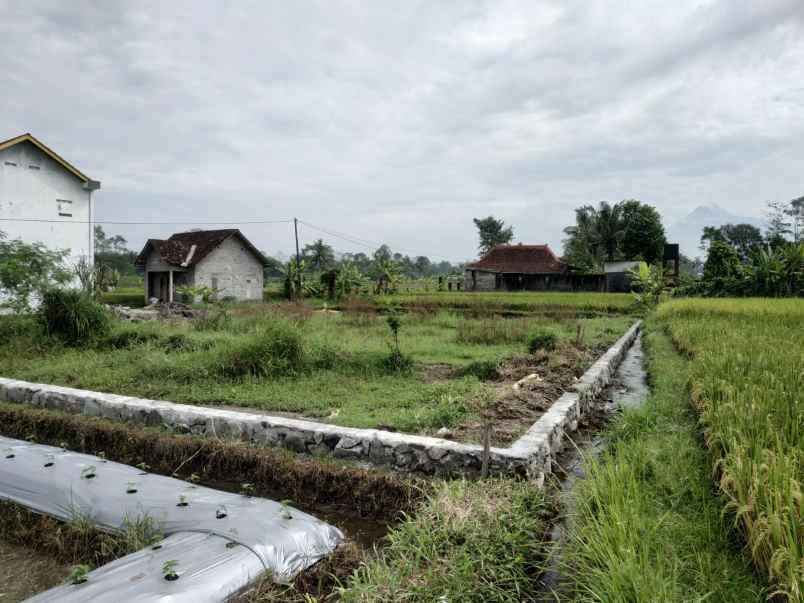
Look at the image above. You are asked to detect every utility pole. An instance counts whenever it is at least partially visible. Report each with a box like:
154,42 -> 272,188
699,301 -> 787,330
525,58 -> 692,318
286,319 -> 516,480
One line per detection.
294,218 -> 302,299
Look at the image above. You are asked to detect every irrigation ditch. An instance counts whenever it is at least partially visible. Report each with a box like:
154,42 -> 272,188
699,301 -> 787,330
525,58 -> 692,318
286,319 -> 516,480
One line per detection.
0,321 -> 643,601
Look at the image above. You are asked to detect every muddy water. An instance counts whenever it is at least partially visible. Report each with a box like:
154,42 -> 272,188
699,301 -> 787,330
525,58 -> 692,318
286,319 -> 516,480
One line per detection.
536,335 -> 649,599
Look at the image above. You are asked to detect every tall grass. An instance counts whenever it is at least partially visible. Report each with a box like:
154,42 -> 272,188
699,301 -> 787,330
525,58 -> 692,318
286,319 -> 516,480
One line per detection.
562,323 -> 767,602
339,478 -> 546,602
657,299 -> 803,601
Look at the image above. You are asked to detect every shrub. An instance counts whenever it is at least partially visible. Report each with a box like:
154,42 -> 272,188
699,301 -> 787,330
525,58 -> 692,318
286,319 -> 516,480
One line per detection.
100,328 -> 161,349
527,329 -> 557,353
217,319 -> 305,379
459,359 -> 502,381
455,318 -> 532,345
38,289 -> 110,346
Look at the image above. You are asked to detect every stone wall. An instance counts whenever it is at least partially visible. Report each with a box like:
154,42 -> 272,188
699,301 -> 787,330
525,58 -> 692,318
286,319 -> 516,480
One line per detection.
0,322 -> 640,479
194,236 -> 264,301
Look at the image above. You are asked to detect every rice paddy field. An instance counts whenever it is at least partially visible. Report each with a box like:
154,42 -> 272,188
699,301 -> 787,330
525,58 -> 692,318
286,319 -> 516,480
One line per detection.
658,299 -> 803,600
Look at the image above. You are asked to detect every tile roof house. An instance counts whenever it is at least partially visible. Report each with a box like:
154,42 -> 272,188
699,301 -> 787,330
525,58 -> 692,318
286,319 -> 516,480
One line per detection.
135,229 -> 266,303
464,244 -> 604,292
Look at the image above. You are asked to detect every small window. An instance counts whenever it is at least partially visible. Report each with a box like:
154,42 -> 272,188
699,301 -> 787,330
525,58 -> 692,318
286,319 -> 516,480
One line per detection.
28,164 -> 40,170
57,199 -> 73,217
4,161 -> 17,167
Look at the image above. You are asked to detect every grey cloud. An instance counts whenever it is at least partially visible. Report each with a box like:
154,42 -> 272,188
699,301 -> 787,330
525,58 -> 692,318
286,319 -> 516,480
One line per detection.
1,0 -> 803,260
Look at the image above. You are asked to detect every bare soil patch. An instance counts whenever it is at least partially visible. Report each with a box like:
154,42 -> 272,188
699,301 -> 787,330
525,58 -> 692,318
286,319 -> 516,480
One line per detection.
0,541 -> 70,603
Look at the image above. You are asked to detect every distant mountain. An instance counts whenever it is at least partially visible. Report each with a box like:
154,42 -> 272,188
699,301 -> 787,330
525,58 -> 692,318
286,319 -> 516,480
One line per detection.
667,204 -> 765,258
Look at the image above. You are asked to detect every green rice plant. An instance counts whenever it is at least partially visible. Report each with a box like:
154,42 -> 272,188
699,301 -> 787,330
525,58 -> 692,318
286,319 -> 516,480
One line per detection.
656,299 -> 803,601
561,323 -> 768,602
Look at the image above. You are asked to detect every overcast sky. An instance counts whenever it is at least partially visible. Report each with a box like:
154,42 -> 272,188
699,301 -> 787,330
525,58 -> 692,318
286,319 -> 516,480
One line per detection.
2,0 -> 803,262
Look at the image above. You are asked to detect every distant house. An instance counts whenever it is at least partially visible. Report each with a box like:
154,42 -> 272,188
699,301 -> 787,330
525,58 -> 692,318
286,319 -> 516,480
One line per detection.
0,133 -> 101,266
135,229 -> 266,303
464,244 -> 606,292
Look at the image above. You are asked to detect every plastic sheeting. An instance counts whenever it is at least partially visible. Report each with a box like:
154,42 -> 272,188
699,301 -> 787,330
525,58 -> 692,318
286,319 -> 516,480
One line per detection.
24,532 -> 265,602
0,435 -> 343,600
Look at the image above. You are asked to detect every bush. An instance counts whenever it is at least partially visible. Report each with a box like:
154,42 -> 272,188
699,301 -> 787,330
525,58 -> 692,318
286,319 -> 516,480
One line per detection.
527,329 -> 557,353
459,359 -> 501,381
38,289 -> 110,346
217,319 -> 305,379
100,328 -> 161,349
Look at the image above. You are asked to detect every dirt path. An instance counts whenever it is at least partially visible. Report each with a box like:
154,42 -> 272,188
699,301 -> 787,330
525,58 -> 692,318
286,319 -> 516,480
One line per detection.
0,540 -> 71,602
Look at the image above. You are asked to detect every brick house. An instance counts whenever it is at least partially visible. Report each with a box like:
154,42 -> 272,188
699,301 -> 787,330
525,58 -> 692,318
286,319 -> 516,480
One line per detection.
464,244 -> 604,292
135,229 -> 266,303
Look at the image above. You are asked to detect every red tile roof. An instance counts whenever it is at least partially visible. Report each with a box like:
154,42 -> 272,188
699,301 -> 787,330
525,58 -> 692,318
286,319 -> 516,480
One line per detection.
466,244 -> 567,274
135,229 -> 266,268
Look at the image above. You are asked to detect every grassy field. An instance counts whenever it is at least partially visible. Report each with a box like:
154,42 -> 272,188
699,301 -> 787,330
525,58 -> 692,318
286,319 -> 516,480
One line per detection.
657,299 -> 803,601
377,291 -> 635,315
0,302 -> 632,435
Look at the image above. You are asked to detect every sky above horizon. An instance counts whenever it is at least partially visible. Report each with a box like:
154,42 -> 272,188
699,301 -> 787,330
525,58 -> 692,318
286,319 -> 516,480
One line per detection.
2,0 -> 803,262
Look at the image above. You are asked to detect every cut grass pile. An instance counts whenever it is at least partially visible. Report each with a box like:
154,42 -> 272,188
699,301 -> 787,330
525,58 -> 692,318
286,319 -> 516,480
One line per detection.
657,298 -> 803,601
0,305 -> 631,434
561,320 -> 768,602
376,291 -> 635,315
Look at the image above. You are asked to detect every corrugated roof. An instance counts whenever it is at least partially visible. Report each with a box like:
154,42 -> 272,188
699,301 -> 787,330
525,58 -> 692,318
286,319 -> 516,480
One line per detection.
466,244 -> 567,274
135,229 -> 267,268
0,133 -> 97,185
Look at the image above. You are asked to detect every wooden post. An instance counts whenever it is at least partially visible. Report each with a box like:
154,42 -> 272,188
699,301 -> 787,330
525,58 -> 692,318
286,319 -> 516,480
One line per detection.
168,270 -> 174,303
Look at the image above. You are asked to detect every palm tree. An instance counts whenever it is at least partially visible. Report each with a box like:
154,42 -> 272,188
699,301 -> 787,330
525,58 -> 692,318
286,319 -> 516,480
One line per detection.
594,201 -> 626,262
302,239 -> 335,272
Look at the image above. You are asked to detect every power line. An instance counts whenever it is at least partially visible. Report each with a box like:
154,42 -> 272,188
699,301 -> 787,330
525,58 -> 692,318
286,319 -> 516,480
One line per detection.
299,219 -> 466,264
0,217 -> 294,226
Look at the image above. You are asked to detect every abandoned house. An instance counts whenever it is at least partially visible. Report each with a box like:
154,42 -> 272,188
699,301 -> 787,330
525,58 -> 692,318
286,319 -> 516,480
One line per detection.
135,229 -> 266,303
464,244 -> 605,292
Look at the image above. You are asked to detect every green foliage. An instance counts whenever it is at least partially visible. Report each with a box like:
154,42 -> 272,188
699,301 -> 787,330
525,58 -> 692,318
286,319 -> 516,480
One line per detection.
473,216 -> 515,255
458,359 -> 501,381
527,328 -> 557,353
627,262 -> 665,309
563,324 -> 767,602
339,478 -> 546,602
67,564 -> 91,585
302,238 -> 336,271
384,312 -> 412,372
161,559 -> 179,581
0,234 -> 72,312
563,199 -> 665,270
217,320 -> 305,379
658,300 -> 803,599
74,256 -> 121,299
37,289 -> 111,346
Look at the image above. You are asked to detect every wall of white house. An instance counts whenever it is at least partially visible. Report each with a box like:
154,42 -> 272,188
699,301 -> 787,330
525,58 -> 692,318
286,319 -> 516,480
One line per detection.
194,237 -> 264,301
0,141 -> 94,268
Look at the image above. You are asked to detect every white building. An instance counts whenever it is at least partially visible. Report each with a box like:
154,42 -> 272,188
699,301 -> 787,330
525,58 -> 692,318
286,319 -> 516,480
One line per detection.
0,133 -> 101,266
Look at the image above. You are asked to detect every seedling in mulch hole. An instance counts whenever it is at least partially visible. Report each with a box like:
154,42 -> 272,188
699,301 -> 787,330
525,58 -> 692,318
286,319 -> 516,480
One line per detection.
216,505 -> 228,519
4,448 -> 15,459
225,541 -> 239,549
162,560 -> 180,581
136,462 -> 150,474
126,481 -> 138,494
188,473 -> 201,483
81,465 -> 97,480
44,454 -> 55,467
176,494 -> 189,507
280,500 -> 293,520
60,442 -> 70,451
67,564 -> 91,585
149,534 -> 164,550
97,451 -> 107,463
26,434 -> 37,443
240,482 -> 255,497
